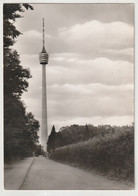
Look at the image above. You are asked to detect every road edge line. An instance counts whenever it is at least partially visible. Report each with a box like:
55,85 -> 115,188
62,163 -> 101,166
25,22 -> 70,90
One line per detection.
19,157 -> 35,190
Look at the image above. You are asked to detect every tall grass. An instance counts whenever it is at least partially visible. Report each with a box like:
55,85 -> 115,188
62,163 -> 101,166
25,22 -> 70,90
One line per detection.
50,126 -> 134,183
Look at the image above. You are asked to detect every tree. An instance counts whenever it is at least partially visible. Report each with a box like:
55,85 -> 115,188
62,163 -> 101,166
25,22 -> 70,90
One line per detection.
4,96 -> 26,160
34,145 -> 45,156
4,4 -> 37,161
4,49 -> 31,98
47,126 -> 57,153
4,3 -> 33,98
3,3 -> 33,48
84,124 -> 90,141
23,113 -> 40,156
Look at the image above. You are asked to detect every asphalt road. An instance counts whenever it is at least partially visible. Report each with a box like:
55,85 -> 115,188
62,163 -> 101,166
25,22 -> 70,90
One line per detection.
4,156 -> 133,190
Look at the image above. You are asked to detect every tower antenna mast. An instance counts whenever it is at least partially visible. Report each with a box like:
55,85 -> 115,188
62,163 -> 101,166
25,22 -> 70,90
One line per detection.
43,18 -> 45,49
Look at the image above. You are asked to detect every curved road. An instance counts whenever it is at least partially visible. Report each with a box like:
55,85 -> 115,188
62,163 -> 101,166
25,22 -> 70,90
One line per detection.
4,157 -> 133,190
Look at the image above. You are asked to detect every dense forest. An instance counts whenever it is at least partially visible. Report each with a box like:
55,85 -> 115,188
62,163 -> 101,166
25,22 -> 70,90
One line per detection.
4,4 -> 40,161
47,124 -> 134,183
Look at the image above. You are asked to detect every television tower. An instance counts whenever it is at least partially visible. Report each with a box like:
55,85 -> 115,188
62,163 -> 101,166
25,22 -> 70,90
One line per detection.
39,18 -> 49,151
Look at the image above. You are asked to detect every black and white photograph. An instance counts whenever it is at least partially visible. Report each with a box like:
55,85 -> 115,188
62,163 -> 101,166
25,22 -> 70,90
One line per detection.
3,1 -> 135,193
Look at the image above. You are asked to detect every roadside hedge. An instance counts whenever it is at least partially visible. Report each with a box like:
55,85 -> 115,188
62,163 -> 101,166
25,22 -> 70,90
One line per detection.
50,126 -> 134,182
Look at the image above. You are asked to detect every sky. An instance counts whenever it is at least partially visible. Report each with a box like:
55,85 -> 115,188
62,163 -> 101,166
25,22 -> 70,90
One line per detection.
13,3 -> 134,135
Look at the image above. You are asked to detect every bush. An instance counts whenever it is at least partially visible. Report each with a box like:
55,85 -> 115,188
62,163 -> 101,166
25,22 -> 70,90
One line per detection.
50,125 -> 134,183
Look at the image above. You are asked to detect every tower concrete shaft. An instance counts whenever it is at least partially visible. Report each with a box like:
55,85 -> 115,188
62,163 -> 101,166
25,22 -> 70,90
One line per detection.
41,64 -> 47,151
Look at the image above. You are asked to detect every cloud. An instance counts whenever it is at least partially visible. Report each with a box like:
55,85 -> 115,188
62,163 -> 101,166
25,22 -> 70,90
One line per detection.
44,81 -> 134,133
58,20 -> 133,49
14,29 -> 51,55
23,30 -> 41,39
19,53 -> 134,89
22,30 -> 52,39
14,20 -> 134,63
47,83 -> 134,118
23,81 -> 134,119
104,48 -> 134,57
48,83 -> 133,97
48,57 -> 134,86
101,48 -> 134,63
23,82 -> 134,133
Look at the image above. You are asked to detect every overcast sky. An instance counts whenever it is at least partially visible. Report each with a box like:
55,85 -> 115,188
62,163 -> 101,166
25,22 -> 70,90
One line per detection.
13,3 -> 134,134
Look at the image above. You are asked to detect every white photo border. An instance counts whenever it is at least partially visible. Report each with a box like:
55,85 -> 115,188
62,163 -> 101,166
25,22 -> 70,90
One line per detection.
0,1 -> 137,196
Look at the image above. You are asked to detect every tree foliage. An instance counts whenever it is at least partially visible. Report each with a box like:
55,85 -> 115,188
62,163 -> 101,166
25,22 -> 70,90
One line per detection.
4,100 -> 40,159
47,125 -> 56,152
23,113 -> 40,156
3,3 -> 33,48
4,49 -> 31,97
47,124 -> 134,152
3,4 -> 39,161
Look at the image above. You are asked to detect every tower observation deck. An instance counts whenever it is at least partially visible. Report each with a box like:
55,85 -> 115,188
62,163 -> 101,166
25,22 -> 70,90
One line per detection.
39,18 -> 49,65
39,18 -> 49,151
